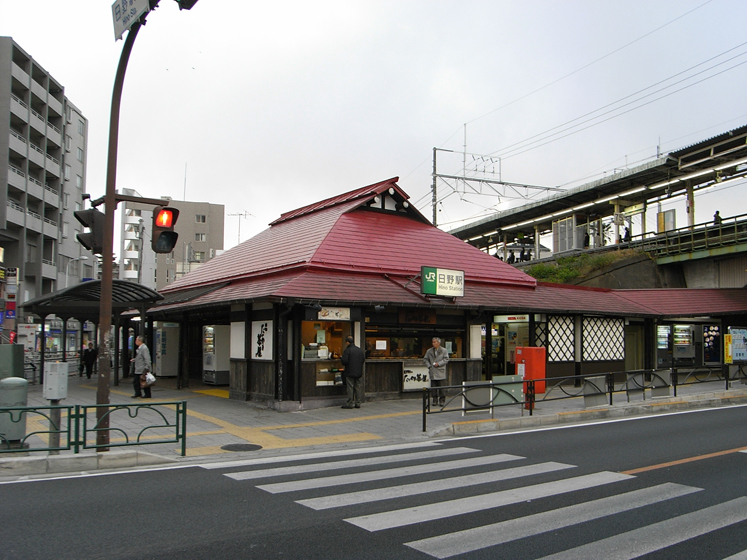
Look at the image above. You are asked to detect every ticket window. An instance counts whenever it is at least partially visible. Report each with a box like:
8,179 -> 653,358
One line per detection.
301,321 -> 351,360
364,336 -> 463,359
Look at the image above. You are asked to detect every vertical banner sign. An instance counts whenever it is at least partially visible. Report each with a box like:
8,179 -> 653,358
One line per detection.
421,266 -> 465,297
725,334 -> 733,364
251,320 -> 273,361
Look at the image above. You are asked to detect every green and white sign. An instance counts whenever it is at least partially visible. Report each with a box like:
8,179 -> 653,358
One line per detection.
421,266 -> 464,297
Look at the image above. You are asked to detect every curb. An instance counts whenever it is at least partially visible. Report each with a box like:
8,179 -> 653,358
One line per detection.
431,391 -> 747,438
0,450 -> 177,477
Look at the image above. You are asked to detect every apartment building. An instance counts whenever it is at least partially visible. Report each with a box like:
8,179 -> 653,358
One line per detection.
119,189 -> 224,290
0,37 -> 93,333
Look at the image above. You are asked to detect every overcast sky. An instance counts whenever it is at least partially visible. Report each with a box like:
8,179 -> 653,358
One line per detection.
2,0 -> 746,251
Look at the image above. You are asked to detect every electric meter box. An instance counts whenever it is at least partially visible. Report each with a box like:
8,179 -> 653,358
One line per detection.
43,362 -> 68,400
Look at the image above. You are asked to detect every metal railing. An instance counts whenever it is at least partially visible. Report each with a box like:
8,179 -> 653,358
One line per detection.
0,401 -> 187,456
422,366 -> 740,431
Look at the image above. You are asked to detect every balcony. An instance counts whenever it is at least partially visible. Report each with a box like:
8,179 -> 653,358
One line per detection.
45,153 -> 60,177
10,94 -> 28,123
26,176 -> 44,201
28,142 -> 45,168
43,217 -> 58,238
11,62 -> 29,85
30,108 -> 45,134
30,80 -> 46,102
6,200 -> 25,226
41,259 -> 57,279
47,96 -> 63,117
46,124 -> 61,147
9,129 -> 27,157
44,184 -> 59,208
8,165 -> 26,190
26,209 -> 42,233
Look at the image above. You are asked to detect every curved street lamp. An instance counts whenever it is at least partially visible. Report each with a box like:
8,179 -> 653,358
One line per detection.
65,256 -> 89,288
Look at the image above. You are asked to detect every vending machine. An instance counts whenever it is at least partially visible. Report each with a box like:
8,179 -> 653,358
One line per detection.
203,325 -> 230,385
155,323 -> 180,377
672,324 -> 695,362
656,325 -> 671,367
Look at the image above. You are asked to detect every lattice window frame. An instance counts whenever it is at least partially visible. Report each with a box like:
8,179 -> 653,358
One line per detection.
534,321 -> 547,348
548,315 -> 574,362
582,316 -> 625,361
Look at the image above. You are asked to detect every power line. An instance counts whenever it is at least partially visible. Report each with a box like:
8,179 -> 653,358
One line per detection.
464,0 -> 714,126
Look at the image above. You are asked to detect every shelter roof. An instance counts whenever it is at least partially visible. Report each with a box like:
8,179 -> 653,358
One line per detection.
21,280 -> 163,322
450,124 -> 747,247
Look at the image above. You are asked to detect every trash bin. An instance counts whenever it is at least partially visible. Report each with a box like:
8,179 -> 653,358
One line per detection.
0,377 -> 29,442
0,344 -> 24,380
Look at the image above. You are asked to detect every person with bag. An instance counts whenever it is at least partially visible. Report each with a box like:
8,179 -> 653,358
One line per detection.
424,337 -> 450,406
131,335 -> 153,398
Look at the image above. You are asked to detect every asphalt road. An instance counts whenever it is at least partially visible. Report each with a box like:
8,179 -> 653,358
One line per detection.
3,405 -> 747,560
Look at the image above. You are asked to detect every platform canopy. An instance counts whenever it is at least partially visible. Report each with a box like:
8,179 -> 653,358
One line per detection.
20,279 -> 163,322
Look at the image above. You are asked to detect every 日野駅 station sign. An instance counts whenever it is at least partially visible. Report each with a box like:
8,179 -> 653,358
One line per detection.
421,266 -> 464,297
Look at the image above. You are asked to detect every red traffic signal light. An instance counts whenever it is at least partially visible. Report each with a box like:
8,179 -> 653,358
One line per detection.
151,206 -> 180,253
74,208 -> 105,254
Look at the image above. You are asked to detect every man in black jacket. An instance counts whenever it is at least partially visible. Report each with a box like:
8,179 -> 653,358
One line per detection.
341,335 -> 365,409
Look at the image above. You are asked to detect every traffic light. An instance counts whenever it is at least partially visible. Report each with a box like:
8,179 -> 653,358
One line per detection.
74,208 -> 105,254
175,0 -> 199,9
151,206 -> 180,253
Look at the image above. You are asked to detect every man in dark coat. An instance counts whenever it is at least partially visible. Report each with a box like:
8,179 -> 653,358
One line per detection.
82,342 -> 98,379
341,335 -> 365,409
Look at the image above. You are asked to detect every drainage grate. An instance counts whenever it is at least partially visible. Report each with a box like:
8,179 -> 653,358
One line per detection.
220,443 -> 263,452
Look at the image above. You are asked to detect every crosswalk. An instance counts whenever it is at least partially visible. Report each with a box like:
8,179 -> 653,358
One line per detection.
211,443 -> 747,559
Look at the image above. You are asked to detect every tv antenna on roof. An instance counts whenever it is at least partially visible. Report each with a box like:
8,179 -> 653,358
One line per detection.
227,211 -> 255,245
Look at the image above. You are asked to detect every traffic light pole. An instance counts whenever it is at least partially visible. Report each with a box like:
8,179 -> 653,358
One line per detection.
96,21 -> 141,448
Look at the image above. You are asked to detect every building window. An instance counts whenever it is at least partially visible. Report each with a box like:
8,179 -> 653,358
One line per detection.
78,119 -> 85,135
75,201 -> 81,212
193,251 -> 205,261
195,214 -> 206,223
64,164 -> 71,181
63,192 -> 69,208
76,175 -> 82,189
195,233 -> 206,242
62,221 -> 69,238
65,135 -> 72,151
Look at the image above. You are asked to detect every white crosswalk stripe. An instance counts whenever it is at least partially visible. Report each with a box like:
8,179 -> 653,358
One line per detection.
224,446 -> 478,481
257,453 -> 525,495
220,446 -> 746,558
296,461 -> 574,511
345,471 -> 633,532
535,497 -> 747,560
404,483 -> 702,559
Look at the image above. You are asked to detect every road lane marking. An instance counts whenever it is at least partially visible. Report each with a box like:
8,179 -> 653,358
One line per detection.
536,497 -> 747,560
345,471 -> 633,532
258,453 -> 525,495
225,447 -> 479,481
405,483 -> 701,559
296,461 -> 574,511
622,446 -> 747,474
199,441 -> 440,469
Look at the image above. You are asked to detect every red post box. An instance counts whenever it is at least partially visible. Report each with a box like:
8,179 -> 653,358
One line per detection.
516,346 -> 546,394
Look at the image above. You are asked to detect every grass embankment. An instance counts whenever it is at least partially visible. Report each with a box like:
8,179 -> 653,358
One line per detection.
524,249 -> 642,284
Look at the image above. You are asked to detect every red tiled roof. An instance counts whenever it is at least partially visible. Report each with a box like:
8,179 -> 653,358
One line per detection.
162,178 -> 536,293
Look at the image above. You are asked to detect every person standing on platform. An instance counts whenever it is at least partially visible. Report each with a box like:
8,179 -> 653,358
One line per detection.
424,337 -> 450,406
131,335 -> 152,399
82,342 -> 97,379
341,335 -> 365,409
714,211 -> 722,225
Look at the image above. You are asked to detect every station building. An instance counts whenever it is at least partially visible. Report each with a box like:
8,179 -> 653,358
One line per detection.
148,178 -> 747,410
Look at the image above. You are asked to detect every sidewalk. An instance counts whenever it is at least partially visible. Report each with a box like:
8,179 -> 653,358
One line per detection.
2,372 -> 747,477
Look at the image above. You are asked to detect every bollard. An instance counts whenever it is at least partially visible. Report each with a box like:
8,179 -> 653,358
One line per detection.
0,377 -> 29,444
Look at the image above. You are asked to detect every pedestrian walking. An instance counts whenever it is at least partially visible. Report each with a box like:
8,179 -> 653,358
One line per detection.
714,210 -> 722,225
340,335 -> 365,408
82,342 -> 97,379
424,337 -> 450,406
131,335 -> 152,398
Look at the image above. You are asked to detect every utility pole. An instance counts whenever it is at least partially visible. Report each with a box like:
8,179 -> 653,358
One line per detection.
96,0 -> 200,448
